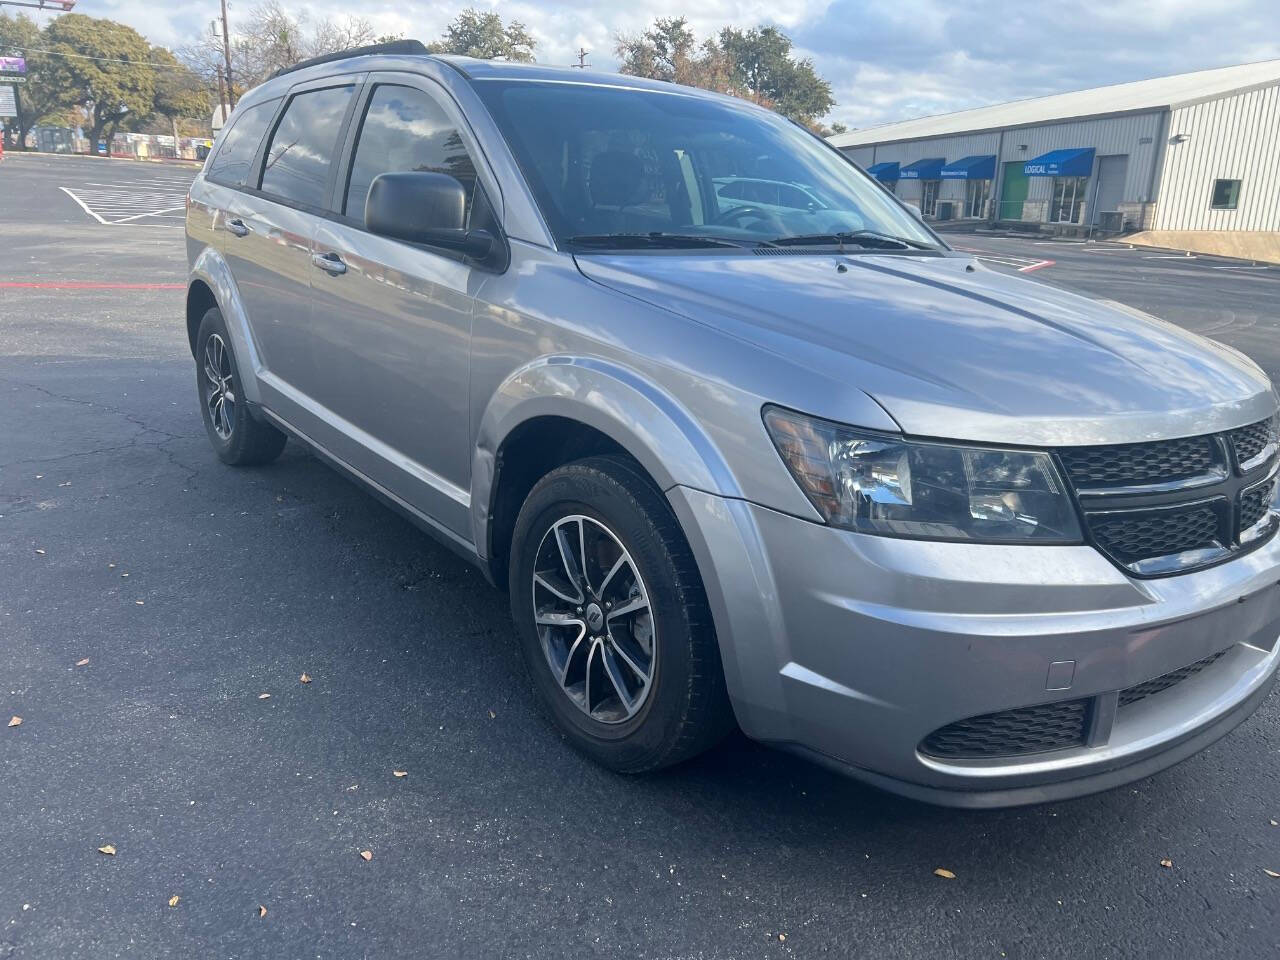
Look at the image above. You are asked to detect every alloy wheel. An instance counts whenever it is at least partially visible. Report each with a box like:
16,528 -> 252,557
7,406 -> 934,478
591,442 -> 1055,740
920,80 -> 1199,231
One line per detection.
203,333 -> 235,440
531,514 -> 656,724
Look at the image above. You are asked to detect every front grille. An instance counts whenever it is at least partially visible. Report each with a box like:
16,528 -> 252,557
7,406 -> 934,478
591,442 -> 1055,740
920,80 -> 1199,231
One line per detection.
1091,504 -> 1221,563
919,699 -> 1088,759
1058,434 -> 1217,489
1241,475 -> 1277,532
1118,649 -> 1228,708
1230,416 -> 1276,467
1057,419 -> 1279,576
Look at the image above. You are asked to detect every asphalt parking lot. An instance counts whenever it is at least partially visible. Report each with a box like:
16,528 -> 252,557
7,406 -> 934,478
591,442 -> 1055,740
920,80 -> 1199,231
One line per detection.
2,152 -> 1279,960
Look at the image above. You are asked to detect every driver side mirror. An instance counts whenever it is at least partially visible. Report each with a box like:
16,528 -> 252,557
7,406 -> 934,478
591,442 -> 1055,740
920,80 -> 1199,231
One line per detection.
365,171 -> 494,259
904,203 -> 924,221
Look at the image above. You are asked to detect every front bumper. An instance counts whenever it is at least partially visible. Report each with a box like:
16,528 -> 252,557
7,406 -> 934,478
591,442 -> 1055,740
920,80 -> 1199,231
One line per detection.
670,487 -> 1280,807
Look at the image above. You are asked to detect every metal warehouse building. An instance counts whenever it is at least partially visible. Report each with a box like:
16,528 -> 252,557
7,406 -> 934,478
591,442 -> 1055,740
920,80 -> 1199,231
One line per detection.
829,60 -> 1280,259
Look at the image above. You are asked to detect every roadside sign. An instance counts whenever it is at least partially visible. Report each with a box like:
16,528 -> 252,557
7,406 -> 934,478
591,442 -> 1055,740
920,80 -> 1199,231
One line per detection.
0,56 -> 25,74
2,76 -> 27,84
0,87 -> 16,118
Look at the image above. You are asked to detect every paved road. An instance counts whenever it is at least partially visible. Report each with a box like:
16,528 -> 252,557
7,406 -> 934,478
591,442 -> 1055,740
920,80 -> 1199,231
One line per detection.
2,153 -> 1278,960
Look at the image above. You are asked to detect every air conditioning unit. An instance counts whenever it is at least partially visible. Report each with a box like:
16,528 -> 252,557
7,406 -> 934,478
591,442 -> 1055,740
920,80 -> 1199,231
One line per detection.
935,201 -> 955,221
1097,211 -> 1123,233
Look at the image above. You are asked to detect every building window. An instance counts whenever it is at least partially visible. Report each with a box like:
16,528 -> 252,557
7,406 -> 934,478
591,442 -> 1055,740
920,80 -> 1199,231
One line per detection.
964,179 -> 991,218
1210,179 -> 1241,210
1051,176 -> 1088,223
920,179 -> 940,217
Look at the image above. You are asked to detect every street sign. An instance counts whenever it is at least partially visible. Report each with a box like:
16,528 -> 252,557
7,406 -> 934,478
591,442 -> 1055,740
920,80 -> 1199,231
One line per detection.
2,76 -> 27,84
0,86 -> 16,119
0,56 -> 27,74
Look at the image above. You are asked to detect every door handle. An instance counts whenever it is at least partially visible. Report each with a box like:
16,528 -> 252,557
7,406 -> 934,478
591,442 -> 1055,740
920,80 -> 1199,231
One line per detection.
311,251 -> 348,276
226,217 -> 249,237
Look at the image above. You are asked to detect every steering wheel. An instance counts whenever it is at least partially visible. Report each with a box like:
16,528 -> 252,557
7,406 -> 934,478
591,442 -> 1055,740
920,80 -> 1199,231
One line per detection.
710,204 -> 787,232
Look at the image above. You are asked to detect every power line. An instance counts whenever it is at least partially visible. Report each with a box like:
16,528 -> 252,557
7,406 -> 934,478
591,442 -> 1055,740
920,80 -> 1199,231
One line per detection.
15,46 -> 197,69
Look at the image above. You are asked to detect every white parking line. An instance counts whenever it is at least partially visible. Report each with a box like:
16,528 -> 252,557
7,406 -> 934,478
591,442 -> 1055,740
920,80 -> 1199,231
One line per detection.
1143,254 -> 1198,259
60,184 -> 189,226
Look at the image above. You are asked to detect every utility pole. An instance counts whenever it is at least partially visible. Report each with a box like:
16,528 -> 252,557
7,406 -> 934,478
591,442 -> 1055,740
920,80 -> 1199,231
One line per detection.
572,47 -> 589,69
218,0 -> 235,109
215,63 -> 227,125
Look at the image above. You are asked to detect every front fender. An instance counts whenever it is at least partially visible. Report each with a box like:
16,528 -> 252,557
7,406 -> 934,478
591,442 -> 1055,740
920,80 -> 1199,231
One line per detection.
471,355 -> 742,560
189,246 -> 264,406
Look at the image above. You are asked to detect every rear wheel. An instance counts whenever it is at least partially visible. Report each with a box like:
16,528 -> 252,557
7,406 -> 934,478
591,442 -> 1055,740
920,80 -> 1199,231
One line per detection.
195,307 -> 286,466
509,455 -> 733,772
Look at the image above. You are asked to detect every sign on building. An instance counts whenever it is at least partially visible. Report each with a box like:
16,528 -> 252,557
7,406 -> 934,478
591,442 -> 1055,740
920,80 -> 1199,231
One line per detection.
0,86 -> 17,118
0,56 -> 26,74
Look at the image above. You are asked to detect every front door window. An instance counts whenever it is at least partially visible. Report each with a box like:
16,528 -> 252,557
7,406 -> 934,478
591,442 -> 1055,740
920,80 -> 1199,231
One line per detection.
964,179 -> 990,218
1051,176 -> 1089,223
920,180 -> 940,217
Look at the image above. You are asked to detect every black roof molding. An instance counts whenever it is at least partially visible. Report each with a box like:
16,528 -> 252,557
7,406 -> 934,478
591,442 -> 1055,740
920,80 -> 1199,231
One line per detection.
268,39 -> 429,81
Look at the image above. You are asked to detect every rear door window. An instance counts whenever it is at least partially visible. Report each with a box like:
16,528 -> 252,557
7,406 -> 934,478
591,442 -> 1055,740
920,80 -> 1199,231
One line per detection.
206,99 -> 278,187
260,85 -> 356,209
343,84 -> 478,222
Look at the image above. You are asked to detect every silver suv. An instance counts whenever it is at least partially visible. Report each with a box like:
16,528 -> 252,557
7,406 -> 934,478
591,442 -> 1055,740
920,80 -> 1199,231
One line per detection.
185,42 -> 1280,807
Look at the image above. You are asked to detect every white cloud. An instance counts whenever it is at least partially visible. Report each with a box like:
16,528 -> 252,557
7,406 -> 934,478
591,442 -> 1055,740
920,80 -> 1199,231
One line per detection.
53,0 -> 1280,126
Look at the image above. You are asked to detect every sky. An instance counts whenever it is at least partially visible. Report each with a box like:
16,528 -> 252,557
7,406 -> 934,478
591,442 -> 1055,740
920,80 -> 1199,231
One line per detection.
52,0 -> 1280,129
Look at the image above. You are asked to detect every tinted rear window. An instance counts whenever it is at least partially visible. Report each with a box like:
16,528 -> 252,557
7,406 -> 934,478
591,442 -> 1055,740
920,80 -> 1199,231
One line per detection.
260,85 -> 355,209
206,99 -> 278,187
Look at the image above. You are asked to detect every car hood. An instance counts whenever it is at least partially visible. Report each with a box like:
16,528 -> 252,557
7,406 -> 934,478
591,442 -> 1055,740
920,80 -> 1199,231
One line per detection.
574,251 -> 1276,446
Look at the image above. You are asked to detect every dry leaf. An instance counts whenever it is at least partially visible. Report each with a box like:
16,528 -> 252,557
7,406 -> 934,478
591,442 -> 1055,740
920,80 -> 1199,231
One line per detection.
1160,858 -> 1173,869
98,844 -> 116,856
258,905 -> 268,918
258,693 -> 271,700
299,673 -> 312,684
168,895 -> 180,908
359,850 -> 373,862
933,868 -> 955,879
8,716 -> 21,728
76,658 -> 90,667
393,770 -> 408,778
1265,869 -> 1280,879
778,933 -> 787,942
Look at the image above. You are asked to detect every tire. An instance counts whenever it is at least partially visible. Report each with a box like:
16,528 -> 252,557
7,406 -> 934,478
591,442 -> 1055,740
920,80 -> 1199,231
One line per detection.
194,307 -> 287,466
509,455 -> 734,772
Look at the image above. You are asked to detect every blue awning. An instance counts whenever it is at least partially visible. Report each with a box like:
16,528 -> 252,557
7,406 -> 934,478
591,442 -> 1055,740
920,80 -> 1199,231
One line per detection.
940,155 -> 996,180
899,157 -> 945,180
867,161 -> 900,182
1024,148 -> 1095,177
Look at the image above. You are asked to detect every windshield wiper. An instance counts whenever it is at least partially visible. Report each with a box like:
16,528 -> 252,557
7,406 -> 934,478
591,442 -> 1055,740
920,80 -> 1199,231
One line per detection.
769,230 -> 935,251
567,232 -> 765,250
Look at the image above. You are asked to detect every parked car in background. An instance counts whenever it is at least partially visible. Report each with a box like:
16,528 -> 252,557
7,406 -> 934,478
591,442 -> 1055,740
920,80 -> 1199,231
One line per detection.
185,42 -> 1280,807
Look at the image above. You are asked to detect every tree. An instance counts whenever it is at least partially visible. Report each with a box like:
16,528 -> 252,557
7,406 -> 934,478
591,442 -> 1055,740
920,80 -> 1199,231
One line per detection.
427,9 -> 536,62
0,12 -> 71,148
40,14 -> 157,149
137,46 -> 211,143
614,17 -> 731,91
717,27 -> 833,126
179,1 -> 376,100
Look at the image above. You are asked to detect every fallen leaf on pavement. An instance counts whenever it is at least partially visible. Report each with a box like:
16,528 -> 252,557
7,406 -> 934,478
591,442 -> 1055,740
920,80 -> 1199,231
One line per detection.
299,673 -> 312,684
778,933 -> 787,942
1265,869 -> 1280,879
76,658 -> 90,667
168,895 -> 180,908
98,845 -> 116,856
258,693 -> 271,700
393,770 -> 408,778
359,850 -> 372,862
1160,858 -> 1173,869
8,716 -> 21,728
933,868 -> 955,879
258,905 -> 268,918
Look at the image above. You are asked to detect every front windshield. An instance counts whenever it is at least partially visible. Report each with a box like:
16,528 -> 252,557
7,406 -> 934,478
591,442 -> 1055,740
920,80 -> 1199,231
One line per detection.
472,79 -> 939,250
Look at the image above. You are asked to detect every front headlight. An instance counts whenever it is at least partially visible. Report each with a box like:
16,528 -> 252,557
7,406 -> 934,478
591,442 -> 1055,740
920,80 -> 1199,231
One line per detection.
763,406 -> 1082,543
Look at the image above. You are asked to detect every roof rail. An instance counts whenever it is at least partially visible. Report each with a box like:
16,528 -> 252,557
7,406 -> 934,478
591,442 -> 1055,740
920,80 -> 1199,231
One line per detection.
268,39 -> 429,81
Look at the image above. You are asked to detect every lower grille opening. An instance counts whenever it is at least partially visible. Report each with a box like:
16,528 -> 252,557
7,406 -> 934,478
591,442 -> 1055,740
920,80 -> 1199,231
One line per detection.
1118,649 -> 1229,708
920,699 -> 1088,759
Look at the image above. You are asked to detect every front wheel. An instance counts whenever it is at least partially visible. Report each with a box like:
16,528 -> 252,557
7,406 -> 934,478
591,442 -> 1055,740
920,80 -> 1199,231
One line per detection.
509,456 -> 734,772
194,307 -> 286,466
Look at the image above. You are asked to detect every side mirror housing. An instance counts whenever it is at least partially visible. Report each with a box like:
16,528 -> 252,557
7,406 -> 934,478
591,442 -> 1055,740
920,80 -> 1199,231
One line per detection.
365,171 -> 494,258
904,202 -> 924,221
